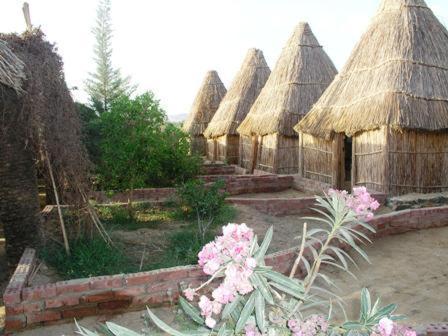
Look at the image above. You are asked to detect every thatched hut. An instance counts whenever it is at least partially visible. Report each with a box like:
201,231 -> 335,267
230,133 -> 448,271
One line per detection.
0,30 -> 93,267
295,0 -> 448,195
183,70 -> 227,156
237,23 -> 337,174
203,49 -> 270,163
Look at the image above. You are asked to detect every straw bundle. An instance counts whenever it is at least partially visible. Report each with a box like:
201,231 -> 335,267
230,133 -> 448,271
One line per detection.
0,40 -> 25,93
238,22 -> 337,137
204,49 -> 270,138
296,0 -> 448,139
182,70 -> 227,136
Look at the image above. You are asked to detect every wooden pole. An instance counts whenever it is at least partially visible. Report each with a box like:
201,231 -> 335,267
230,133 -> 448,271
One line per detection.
22,2 -> 33,32
45,152 -> 70,255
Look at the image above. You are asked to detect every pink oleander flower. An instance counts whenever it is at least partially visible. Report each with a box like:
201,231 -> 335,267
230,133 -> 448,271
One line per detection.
198,242 -> 219,267
212,284 -> 235,304
245,257 -> 257,269
378,317 -> 394,336
288,315 -> 329,336
203,258 -> 221,275
329,187 -> 379,221
374,318 -> 416,336
183,287 -> 196,301
212,301 -> 222,315
198,295 -> 213,317
205,316 -> 216,329
244,323 -> 261,336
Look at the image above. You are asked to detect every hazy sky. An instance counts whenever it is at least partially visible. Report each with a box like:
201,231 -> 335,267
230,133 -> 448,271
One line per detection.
2,0 -> 448,119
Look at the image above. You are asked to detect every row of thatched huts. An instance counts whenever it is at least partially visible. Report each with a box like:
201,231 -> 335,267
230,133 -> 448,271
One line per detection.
183,0 -> 448,196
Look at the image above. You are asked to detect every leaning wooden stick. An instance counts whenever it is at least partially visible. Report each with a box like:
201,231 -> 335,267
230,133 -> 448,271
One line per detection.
289,222 -> 307,279
45,151 -> 70,255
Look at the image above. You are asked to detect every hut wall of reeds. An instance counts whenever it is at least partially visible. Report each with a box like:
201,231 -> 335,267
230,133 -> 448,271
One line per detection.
183,70 -> 227,156
204,49 -> 270,164
237,23 -> 337,174
295,0 -> 448,195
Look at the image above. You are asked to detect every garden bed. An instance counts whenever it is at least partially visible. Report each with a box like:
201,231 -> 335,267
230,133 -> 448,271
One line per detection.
4,206 -> 448,332
13,227 -> 448,335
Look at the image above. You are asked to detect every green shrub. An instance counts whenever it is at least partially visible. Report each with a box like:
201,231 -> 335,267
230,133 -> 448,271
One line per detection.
176,179 -> 228,243
97,93 -> 201,194
41,238 -> 133,279
97,204 -> 174,231
146,229 -> 215,270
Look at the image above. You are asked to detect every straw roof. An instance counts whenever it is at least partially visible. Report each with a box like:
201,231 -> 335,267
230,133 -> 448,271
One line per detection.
203,49 -> 270,138
182,70 -> 227,135
237,22 -> 337,137
0,39 -> 25,93
296,0 -> 448,139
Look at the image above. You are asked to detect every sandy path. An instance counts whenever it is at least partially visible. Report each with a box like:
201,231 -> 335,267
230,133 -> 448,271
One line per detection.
322,226 -> 448,325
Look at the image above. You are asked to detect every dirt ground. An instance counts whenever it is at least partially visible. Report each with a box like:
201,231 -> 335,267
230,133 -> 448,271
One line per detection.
1,197 -> 446,335
10,225 -> 448,336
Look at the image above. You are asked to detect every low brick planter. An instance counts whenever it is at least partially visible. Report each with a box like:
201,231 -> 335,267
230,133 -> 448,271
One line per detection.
4,205 -> 448,332
200,164 -> 236,175
88,175 -> 294,204
227,192 -> 387,216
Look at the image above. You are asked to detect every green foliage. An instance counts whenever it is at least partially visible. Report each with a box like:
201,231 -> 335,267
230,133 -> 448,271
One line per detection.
98,92 -> 200,192
85,0 -> 134,112
76,102 -> 102,165
98,92 -> 166,191
41,238 -> 133,279
343,288 -> 401,334
176,179 -> 228,242
75,193 -> 406,336
148,123 -> 201,187
146,229 -> 215,270
97,203 -> 173,231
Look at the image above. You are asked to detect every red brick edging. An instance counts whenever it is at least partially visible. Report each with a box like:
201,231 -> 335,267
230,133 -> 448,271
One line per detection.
4,205 -> 448,332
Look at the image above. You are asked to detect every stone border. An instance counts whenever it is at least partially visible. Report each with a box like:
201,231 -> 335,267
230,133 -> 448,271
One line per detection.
88,175 -> 294,203
228,192 -> 387,216
4,205 -> 448,332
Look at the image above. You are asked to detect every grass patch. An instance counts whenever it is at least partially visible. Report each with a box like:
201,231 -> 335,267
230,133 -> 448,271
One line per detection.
41,238 -> 135,279
97,203 -> 175,231
41,201 -> 237,279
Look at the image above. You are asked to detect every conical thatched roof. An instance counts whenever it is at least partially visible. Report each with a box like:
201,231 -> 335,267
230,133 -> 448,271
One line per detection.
203,49 -> 270,138
296,0 -> 448,139
183,70 -> 227,135
237,22 -> 337,137
0,39 -> 25,92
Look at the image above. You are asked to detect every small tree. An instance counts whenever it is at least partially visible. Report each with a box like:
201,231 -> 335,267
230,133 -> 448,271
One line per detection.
98,92 -> 166,216
98,92 -> 201,217
176,179 -> 227,243
86,0 -> 134,113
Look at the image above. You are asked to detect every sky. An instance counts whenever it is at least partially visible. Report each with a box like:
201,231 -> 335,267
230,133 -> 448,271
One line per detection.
2,0 -> 448,120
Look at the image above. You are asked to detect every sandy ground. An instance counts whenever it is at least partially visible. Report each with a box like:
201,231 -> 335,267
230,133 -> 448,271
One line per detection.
0,198 -> 445,335
10,225 -> 448,335
323,226 -> 448,325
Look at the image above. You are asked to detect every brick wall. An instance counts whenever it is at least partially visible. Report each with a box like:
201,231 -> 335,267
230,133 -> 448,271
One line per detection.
200,164 -> 236,175
4,205 -> 448,332
227,192 -> 387,216
89,175 -> 294,204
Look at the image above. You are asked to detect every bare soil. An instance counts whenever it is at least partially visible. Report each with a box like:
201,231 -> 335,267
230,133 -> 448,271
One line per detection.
1,198 -> 445,335
11,226 -> 448,335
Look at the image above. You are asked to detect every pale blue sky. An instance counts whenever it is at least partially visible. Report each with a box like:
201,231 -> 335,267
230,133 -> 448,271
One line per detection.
2,0 -> 448,119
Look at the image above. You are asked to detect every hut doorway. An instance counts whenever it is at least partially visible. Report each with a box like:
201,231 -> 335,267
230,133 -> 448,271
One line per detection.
343,136 -> 352,190
250,135 -> 259,174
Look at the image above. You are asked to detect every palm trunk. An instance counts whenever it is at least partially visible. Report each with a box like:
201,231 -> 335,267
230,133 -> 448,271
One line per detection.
0,89 -> 40,270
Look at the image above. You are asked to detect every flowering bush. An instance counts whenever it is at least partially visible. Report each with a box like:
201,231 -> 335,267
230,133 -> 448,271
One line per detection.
76,188 -> 416,336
